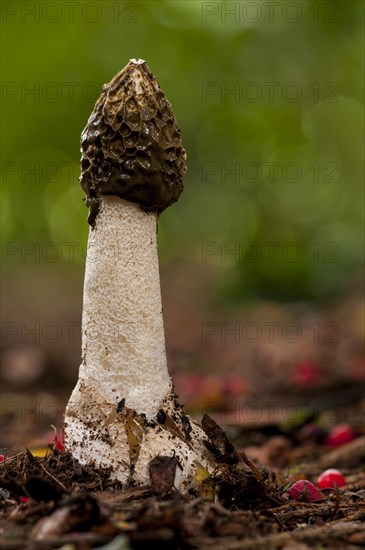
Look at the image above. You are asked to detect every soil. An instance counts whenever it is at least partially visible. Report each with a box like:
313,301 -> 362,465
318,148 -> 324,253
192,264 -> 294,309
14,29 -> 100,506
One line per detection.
0,400 -> 364,550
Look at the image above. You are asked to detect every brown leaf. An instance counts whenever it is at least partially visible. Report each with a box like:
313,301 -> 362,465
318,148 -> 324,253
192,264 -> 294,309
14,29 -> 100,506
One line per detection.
149,455 -> 177,495
202,414 -> 264,484
30,493 -> 104,540
201,414 -> 242,465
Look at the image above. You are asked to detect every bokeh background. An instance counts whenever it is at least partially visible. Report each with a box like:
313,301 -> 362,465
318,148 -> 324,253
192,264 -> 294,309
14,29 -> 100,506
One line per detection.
1,0 -> 364,450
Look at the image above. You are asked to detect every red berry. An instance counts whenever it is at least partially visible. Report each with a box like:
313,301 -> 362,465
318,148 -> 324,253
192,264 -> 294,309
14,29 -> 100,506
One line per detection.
224,374 -> 248,397
20,496 -> 29,503
55,436 -> 65,452
351,356 -> 365,380
317,469 -> 346,489
174,373 -> 205,396
0,455 -> 4,463
292,361 -> 320,388
325,424 -> 354,447
287,480 -> 322,502
47,430 -> 65,452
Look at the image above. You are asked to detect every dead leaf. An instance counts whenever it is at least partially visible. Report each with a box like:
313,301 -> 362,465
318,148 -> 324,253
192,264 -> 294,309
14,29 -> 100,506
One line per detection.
149,455 -> 177,495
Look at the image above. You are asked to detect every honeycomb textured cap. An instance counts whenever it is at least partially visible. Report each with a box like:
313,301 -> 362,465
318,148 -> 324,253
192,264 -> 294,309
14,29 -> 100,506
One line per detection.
80,60 -> 186,220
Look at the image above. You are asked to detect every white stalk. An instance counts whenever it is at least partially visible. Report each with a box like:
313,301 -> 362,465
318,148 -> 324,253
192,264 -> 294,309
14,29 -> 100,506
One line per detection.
78,196 -> 170,419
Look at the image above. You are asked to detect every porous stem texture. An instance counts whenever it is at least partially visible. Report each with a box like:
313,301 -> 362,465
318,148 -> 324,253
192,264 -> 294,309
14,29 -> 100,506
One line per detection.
79,195 -> 170,418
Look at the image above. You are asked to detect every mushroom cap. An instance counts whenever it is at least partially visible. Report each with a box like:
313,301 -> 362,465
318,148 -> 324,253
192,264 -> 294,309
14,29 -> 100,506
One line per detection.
80,59 -> 186,223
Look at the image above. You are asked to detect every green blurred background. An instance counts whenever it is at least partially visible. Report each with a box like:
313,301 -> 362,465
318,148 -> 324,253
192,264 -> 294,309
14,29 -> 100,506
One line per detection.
2,0 -> 364,297
1,1 -> 364,446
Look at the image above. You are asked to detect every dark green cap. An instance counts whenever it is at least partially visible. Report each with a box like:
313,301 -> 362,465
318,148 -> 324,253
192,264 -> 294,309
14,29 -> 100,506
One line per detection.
80,59 -> 186,226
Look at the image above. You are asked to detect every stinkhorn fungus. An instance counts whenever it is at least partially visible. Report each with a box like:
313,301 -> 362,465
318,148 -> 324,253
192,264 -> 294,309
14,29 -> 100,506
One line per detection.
64,59 -> 215,491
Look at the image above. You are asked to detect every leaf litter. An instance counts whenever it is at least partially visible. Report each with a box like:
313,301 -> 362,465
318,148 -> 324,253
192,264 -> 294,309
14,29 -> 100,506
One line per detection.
0,411 -> 364,549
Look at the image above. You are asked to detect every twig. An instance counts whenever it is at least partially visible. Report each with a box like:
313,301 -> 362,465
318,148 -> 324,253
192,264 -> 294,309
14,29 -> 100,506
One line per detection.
0,451 -> 26,466
239,449 -> 263,482
38,462 -> 68,493
330,485 -> 341,521
261,509 -> 288,531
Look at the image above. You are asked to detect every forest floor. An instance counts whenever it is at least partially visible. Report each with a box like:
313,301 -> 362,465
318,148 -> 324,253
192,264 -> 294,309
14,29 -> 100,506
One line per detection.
0,397 -> 364,550
1,270 -> 364,548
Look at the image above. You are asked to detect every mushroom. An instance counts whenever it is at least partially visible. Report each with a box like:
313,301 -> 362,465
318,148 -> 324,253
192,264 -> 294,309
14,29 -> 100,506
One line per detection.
64,59 -> 215,491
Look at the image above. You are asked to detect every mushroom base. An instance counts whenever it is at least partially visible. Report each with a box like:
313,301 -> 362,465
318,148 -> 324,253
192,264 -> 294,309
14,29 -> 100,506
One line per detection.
64,384 -> 215,492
